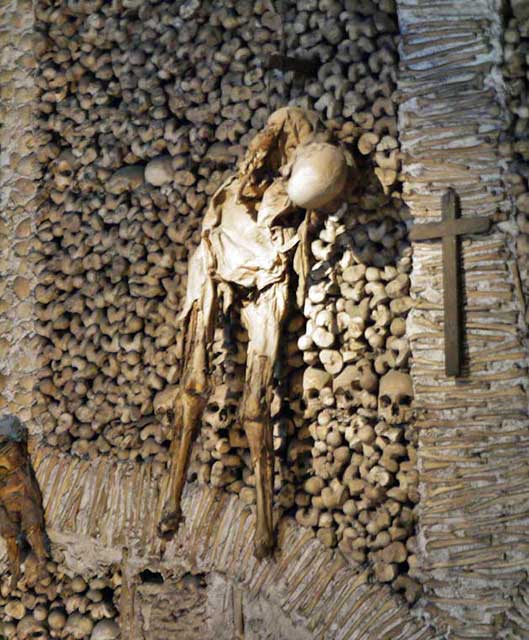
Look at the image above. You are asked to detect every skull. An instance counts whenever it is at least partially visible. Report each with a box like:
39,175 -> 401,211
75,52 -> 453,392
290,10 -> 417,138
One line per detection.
51,150 -> 77,191
378,370 -> 414,425
203,384 -> 234,431
16,616 -> 48,640
288,142 -> 348,210
91,620 -> 120,640
153,385 -> 179,425
332,365 -> 361,411
302,367 -> 331,418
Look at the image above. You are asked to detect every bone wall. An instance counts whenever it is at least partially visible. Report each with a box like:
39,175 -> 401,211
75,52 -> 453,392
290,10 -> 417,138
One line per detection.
398,0 -> 529,637
33,0 -> 402,459
32,0 -> 422,602
0,561 -> 120,640
504,1 -> 529,326
3,0 -> 528,638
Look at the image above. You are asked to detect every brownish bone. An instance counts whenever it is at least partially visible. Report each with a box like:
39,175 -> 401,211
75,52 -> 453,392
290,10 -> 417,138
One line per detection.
5,536 -> 20,589
26,524 -> 49,565
159,390 -> 206,538
159,303 -> 210,538
244,418 -> 274,559
241,352 -> 277,559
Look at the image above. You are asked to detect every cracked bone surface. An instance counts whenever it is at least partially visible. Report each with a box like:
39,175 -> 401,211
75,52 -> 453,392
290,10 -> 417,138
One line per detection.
159,106 -> 353,559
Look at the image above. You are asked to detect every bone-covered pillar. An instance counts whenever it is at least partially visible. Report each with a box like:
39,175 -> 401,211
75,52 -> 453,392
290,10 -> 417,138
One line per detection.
398,0 -> 529,636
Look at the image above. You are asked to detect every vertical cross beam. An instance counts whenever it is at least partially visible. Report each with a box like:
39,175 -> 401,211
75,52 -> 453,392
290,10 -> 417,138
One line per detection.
441,190 -> 462,377
409,189 -> 491,377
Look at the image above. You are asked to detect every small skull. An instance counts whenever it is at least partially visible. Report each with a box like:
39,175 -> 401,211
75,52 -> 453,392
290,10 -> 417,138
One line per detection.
52,150 -> 77,191
378,370 -> 414,425
153,385 -> 179,425
203,384 -> 233,431
303,367 -> 331,418
332,365 -> 361,411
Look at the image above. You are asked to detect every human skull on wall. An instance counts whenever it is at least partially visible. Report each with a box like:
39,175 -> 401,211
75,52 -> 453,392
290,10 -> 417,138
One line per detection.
378,370 -> 414,425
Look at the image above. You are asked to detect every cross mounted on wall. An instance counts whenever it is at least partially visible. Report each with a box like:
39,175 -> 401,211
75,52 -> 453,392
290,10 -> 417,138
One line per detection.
409,188 -> 491,377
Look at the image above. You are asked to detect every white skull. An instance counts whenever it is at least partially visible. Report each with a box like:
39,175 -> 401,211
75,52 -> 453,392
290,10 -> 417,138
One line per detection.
302,367 -> 331,417
287,142 -> 348,209
16,616 -> 48,640
91,620 -> 120,640
378,370 -> 414,425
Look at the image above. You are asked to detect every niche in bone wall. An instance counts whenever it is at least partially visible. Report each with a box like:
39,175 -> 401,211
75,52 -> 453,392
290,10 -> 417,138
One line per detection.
136,572 -> 210,639
134,570 -> 311,640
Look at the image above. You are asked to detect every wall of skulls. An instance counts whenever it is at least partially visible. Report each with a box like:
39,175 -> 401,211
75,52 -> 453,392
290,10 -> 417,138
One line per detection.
31,0 -> 418,603
503,0 -> 529,322
0,561 -> 120,640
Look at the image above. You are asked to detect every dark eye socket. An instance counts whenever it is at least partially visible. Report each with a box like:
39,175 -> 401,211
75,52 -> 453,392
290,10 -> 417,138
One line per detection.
400,395 -> 412,406
206,402 -> 220,413
380,395 -> 392,407
307,389 -> 319,399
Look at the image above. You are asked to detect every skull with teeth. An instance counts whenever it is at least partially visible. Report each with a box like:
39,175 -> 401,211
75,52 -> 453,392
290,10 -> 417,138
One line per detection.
378,370 -> 414,425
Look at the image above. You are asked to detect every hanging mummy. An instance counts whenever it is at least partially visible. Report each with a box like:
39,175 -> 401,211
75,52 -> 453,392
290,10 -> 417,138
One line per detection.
158,106 -> 354,559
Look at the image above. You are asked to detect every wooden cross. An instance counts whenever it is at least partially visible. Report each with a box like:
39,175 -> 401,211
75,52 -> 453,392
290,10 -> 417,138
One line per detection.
409,189 -> 491,377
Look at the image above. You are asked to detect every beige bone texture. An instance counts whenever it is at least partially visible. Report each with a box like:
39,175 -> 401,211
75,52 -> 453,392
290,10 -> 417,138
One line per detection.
159,107 -> 353,558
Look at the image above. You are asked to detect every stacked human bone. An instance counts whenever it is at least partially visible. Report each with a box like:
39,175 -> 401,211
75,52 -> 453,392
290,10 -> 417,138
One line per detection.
33,0 -> 413,596
295,189 -> 418,598
503,1 -> 529,319
186,163 -> 419,601
0,562 -> 120,639
34,0 -> 400,460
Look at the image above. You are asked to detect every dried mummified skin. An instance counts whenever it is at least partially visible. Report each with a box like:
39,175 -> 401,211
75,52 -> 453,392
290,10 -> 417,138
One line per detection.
0,416 -> 49,588
158,106 -> 355,558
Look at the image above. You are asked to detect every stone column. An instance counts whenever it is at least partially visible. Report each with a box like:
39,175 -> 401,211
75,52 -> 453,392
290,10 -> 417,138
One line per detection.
398,0 -> 529,636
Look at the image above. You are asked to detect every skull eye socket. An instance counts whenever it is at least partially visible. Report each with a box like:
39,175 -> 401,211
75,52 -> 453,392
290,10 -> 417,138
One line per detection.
206,402 -> 220,414
307,389 -> 319,400
380,395 -> 392,408
399,395 -> 412,406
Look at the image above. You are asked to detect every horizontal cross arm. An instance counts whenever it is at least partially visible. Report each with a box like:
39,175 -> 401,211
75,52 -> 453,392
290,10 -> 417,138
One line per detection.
410,216 -> 490,241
